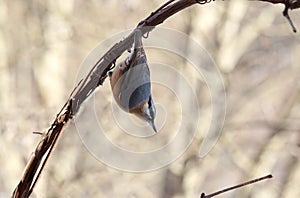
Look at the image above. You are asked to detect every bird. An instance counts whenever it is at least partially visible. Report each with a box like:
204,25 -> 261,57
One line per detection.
108,29 -> 157,132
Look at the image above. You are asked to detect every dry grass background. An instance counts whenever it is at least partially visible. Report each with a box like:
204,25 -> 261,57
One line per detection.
1,0 -> 300,197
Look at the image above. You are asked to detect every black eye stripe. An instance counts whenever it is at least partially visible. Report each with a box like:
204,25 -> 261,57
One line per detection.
148,96 -> 152,108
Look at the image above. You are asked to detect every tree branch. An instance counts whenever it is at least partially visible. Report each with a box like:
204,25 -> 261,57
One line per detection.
12,0 -> 299,197
200,174 -> 273,198
12,0 -> 203,197
257,0 -> 300,32
258,0 -> 300,9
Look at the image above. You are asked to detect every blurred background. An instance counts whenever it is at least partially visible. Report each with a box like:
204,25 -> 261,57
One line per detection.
1,0 -> 300,197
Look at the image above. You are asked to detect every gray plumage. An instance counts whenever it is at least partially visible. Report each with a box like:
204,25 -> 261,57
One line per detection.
120,54 -> 151,110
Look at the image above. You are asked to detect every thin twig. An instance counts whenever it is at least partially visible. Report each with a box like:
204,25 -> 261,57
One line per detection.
258,0 -> 300,32
283,0 -> 298,32
200,174 -> 273,198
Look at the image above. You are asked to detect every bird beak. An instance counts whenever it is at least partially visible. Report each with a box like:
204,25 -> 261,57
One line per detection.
149,120 -> 157,133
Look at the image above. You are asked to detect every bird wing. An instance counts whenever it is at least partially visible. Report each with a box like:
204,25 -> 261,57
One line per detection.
120,60 -> 151,110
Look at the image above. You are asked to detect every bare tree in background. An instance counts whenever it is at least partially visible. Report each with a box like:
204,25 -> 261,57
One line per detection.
0,0 -> 299,197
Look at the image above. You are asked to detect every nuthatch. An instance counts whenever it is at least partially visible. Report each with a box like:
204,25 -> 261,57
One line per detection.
108,29 -> 157,132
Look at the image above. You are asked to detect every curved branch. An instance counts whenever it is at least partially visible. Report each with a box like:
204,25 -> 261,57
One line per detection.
12,0 -> 202,197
